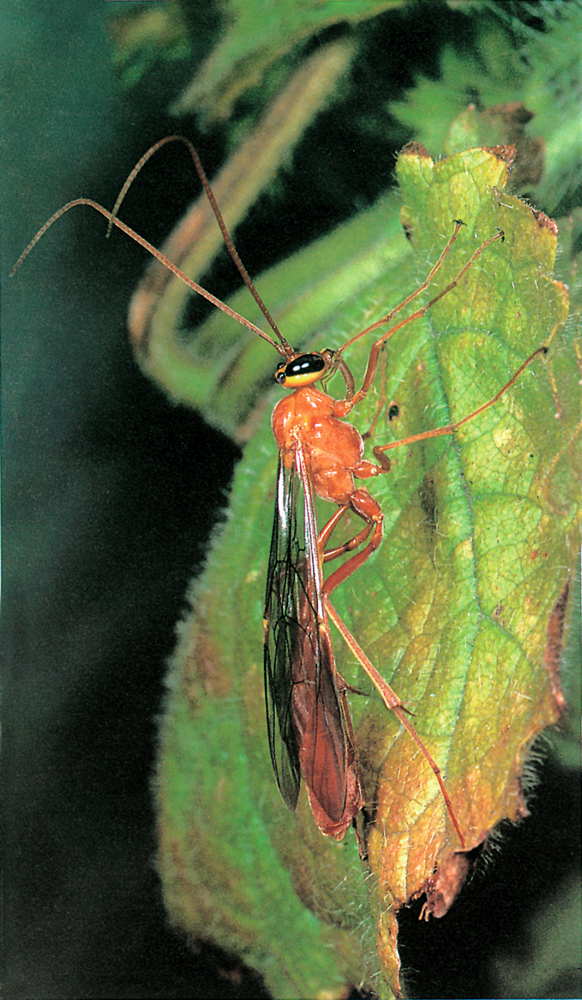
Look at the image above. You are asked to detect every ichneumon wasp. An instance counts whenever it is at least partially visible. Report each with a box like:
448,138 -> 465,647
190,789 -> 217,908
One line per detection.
12,137 -> 547,844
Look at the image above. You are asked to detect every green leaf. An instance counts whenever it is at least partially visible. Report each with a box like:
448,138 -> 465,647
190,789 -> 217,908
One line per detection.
108,0 -> 405,120
155,147 -> 578,999
389,3 -> 582,212
169,0 -> 403,120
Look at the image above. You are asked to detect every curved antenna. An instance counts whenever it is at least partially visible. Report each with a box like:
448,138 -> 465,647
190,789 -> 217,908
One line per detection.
10,199 -> 289,356
107,134 -> 293,354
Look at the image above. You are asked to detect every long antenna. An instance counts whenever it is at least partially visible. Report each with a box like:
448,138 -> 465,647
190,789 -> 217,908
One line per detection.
107,135 -> 293,354
11,198 -> 289,356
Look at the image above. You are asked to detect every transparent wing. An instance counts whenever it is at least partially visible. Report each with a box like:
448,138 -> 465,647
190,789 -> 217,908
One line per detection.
263,447 -> 350,821
263,454 -> 303,810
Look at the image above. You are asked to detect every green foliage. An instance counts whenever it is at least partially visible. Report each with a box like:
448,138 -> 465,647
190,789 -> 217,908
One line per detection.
176,0 -> 403,120
389,1 -> 582,212
108,0 -> 194,89
109,0 -> 403,121
523,0 -> 582,210
108,1 -> 582,220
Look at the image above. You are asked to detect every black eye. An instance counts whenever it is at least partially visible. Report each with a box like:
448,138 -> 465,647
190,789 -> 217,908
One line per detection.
287,353 -> 325,378
387,404 -> 400,421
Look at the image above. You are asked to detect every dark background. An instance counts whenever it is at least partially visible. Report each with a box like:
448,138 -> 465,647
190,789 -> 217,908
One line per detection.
3,3 -> 579,998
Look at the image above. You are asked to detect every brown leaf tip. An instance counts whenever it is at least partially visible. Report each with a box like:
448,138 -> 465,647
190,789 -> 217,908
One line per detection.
532,209 -> 559,236
417,852 -> 471,920
483,144 -> 517,168
400,141 -> 431,159
544,577 -> 570,714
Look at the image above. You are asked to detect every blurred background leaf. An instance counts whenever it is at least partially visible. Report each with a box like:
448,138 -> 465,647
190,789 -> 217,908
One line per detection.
110,0 -> 403,121
388,0 -> 582,213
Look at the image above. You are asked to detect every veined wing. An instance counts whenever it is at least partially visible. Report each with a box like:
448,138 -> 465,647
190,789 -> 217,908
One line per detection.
263,442 -> 352,824
263,452 -> 302,810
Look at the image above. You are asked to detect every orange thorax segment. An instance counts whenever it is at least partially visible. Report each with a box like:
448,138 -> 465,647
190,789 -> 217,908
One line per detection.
271,387 -> 364,505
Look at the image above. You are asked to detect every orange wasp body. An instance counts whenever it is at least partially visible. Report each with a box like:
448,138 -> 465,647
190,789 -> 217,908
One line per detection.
265,375 -> 385,838
13,137 -> 546,845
